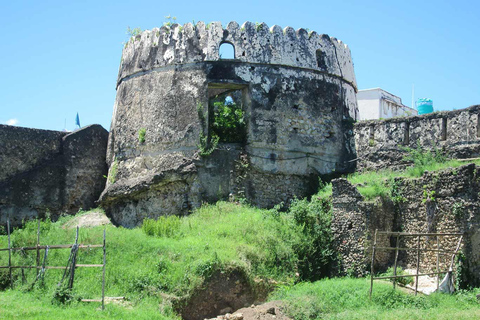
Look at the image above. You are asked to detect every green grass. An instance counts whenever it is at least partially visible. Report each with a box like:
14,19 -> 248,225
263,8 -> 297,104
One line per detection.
316,159 -> 480,201
271,277 -> 480,320
1,203 -> 479,319
0,290 -> 168,319
0,203 -> 305,318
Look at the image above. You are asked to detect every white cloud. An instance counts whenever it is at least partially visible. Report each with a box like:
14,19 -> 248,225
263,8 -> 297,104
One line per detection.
5,119 -> 19,126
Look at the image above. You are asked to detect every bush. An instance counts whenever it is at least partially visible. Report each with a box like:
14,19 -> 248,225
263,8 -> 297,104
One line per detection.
288,183 -> 334,281
380,266 -> 413,286
403,144 -> 446,177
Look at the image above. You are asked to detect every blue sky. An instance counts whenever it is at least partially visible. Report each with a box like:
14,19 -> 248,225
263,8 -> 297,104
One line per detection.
1,0 -> 479,131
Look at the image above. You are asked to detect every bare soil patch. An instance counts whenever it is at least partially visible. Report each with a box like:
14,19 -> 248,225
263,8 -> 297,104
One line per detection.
63,211 -> 112,229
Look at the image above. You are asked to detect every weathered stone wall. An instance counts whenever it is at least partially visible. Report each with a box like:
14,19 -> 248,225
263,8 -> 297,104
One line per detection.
331,179 -> 396,276
332,164 -> 480,286
101,21 -> 358,226
0,125 -> 108,226
0,125 -> 65,182
355,105 -> 480,171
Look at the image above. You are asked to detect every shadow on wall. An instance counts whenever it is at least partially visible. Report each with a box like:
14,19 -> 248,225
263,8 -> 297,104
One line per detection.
0,124 -> 109,227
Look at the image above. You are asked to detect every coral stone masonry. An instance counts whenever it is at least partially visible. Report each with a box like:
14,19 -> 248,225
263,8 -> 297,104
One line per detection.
100,21 -> 359,226
0,125 -> 108,226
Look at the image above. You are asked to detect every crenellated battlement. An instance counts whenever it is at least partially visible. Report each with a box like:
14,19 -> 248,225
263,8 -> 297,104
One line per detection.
118,21 -> 356,88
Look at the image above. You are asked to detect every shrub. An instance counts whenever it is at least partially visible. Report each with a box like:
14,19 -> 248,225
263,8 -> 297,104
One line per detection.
403,143 -> 446,177
380,266 -> 413,286
288,183 -> 334,280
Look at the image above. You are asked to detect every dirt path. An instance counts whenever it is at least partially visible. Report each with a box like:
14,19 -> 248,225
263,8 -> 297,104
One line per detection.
62,210 -> 112,229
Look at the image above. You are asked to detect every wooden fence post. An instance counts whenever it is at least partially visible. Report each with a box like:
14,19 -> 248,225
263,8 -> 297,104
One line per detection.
102,229 -> 106,310
415,235 -> 421,295
68,227 -> 79,290
7,218 -> 12,289
436,236 -> 440,291
369,229 -> 377,298
393,234 -> 400,289
36,220 -> 40,276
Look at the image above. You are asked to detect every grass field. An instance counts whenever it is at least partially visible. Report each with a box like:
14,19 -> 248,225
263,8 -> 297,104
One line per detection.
0,203 -> 305,318
272,278 -> 480,320
1,151 -> 480,319
0,204 -> 479,319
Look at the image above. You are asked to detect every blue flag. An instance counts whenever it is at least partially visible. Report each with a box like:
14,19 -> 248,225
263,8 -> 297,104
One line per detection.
75,112 -> 81,128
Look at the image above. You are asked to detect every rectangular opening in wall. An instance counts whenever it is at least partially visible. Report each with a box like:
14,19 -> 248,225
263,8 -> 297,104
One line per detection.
403,122 -> 410,145
369,125 -> 375,140
207,83 -> 248,144
441,118 -> 447,141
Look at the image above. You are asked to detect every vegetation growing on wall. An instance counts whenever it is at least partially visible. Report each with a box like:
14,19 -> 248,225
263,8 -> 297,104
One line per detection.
211,99 -> 246,143
138,128 -> 146,144
197,94 -> 247,156
108,159 -> 118,184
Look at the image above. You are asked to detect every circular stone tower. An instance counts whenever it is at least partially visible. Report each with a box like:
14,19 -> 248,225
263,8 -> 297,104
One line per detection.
100,21 -> 358,227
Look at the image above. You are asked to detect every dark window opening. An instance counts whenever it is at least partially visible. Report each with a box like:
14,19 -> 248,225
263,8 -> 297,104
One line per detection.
441,118 -> 447,141
369,125 -> 375,146
369,126 -> 375,140
316,49 -> 327,69
403,122 -> 410,145
242,51 -> 245,57
207,84 -> 248,144
219,42 -> 235,59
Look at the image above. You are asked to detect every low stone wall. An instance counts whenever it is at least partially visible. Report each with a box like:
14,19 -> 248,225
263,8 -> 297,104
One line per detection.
355,105 -> 480,171
0,125 -> 108,226
331,163 -> 480,286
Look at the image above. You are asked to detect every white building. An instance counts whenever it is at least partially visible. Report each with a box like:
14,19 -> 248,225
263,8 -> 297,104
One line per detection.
357,88 -> 417,120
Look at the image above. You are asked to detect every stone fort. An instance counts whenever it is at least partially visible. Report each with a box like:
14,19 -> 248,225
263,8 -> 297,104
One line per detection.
1,21 -> 479,284
98,21 -> 358,226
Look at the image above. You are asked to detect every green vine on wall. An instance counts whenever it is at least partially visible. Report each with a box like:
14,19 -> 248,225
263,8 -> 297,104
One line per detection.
109,159 -> 118,184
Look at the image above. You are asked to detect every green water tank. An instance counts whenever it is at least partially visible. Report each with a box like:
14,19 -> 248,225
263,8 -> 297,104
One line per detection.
417,98 -> 433,115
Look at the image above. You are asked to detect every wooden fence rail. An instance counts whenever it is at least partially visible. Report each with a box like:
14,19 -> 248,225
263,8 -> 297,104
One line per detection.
1,218 -> 107,310
369,230 -> 463,297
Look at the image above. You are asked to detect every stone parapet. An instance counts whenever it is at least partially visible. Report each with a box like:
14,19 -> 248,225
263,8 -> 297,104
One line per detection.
355,105 -> 480,171
118,21 -> 357,90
